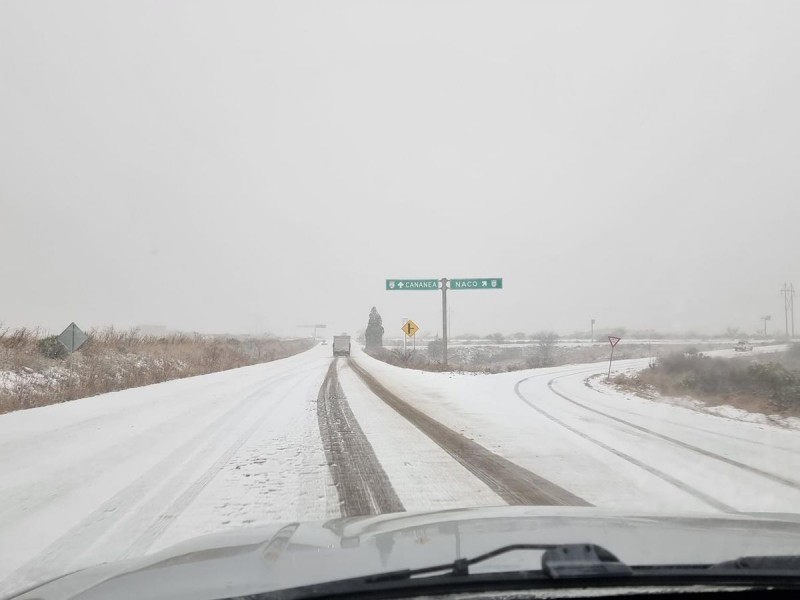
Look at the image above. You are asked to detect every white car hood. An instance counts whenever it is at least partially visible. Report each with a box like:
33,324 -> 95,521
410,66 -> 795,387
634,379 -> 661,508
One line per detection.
11,506 -> 800,600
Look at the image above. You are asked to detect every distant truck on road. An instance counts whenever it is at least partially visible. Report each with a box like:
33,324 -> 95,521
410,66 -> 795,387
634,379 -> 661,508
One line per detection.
333,336 -> 351,357
734,340 -> 754,352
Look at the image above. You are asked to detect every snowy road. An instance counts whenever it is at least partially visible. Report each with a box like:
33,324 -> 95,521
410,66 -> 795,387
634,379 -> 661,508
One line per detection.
2,343 -> 799,594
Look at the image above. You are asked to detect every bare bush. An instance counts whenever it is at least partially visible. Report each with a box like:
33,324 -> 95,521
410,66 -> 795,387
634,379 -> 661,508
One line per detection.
427,337 -> 444,360
38,336 -> 67,359
616,351 -> 800,417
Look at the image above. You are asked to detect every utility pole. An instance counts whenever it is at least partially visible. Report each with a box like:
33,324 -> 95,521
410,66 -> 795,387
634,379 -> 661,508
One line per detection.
781,283 -> 795,339
761,315 -> 771,338
441,278 -> 448,367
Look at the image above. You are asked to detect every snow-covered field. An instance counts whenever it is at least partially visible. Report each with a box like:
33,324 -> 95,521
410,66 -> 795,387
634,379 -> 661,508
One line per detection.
1,343 -> 798,595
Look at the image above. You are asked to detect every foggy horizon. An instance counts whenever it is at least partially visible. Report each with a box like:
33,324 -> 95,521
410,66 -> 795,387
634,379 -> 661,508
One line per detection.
2,1 -> 798,339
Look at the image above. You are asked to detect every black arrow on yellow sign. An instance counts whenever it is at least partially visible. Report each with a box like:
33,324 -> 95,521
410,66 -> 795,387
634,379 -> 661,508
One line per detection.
402,320 -> 419,336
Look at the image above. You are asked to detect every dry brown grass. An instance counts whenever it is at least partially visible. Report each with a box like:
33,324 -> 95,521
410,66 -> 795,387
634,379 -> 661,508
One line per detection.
611,349 -> 800,418
0,326 -> 314,414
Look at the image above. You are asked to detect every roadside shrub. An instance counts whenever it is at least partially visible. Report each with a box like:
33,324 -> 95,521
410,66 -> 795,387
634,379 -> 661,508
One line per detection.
0,326 -> 38,351
366,346 -> 438,370
747,363 -> 795,395
639,352 -> 800,414
787,343 -> 800,363
427,337 -> 444,360
38,336 -> 68,359
390,348 -> 415,366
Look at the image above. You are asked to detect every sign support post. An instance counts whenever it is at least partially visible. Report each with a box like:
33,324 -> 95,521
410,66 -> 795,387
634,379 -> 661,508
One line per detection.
441,278 -> 448,367
607,335 -> 621,380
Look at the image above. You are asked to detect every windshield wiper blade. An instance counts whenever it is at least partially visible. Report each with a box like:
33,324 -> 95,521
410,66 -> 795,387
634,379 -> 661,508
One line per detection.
258,549 -> 800,600
365,543 -> 632,583
711,555 -> 800,573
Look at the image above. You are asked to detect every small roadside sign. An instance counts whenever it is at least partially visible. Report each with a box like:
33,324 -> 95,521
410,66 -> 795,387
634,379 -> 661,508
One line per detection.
402,320 -> 419,337
386,279 -> 439,291
58,322 -> 89,353
607,336 -> 622,379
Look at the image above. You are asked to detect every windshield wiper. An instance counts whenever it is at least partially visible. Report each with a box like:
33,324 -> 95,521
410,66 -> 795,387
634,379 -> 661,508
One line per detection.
365,545 -> 800,586
711,555 -> 800,573
364,543 -> 632,583
256,547 -> 800,600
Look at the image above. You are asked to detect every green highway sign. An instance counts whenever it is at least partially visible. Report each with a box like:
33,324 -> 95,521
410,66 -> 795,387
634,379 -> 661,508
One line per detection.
383,275 -> 504,368
386,279 -> 439,291
449,278 -> 503,290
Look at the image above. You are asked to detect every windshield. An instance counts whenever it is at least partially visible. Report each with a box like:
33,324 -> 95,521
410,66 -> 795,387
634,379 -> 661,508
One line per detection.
1,0 -> 800,597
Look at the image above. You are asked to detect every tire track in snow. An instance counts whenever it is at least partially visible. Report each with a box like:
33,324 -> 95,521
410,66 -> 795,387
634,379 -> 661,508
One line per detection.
547,374 -> 800,492
317,360 -> 404,517
514,378 -> 736,512
584,374 -> 800,455
349,359 -> 588,507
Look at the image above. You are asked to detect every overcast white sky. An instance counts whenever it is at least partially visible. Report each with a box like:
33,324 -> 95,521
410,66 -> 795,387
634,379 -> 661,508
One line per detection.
1,1 -> 798,338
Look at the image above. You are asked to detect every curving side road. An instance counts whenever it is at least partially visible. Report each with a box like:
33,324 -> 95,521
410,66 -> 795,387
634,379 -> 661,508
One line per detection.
512,346 -> 800,514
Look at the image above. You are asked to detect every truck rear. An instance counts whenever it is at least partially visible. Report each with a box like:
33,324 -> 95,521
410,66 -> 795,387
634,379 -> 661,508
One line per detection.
332,335 -> 351,356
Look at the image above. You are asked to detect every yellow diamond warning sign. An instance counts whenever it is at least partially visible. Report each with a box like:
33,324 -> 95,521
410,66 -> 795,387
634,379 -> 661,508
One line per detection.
401,319 -> 419,337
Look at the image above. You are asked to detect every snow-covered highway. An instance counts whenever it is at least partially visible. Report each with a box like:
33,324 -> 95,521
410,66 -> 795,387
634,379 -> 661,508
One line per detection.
2,343 -> 799,595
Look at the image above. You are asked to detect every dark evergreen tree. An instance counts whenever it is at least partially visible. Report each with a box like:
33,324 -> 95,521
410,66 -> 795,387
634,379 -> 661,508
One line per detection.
365,306 -> 384,351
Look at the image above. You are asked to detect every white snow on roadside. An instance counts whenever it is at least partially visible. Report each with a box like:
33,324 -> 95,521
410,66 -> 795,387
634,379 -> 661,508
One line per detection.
0,366 -> 67,391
